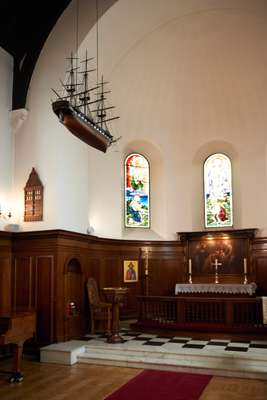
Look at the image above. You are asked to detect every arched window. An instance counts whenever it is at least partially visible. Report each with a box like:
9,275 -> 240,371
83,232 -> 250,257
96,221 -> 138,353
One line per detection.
204,153 -> 233,228
125,153 -> 150,228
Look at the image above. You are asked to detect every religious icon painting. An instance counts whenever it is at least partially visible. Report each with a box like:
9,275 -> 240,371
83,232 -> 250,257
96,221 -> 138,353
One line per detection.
204,153 -> 233,228
123,260 -> 138,283
124,153 -> 150,228
189,238 -> 245,275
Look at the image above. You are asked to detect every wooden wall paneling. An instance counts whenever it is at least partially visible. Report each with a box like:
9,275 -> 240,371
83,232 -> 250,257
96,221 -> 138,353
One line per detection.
13,256 -> 33,310
101,258 -> 120,288
87,258 -> 101,282
147,258 -> 183,296
0,255 -> 12,314
12,230 -> 267,342
252,238 -> 267,294
63,257 -> 83,340
54,233 -> 89,341
52,234 -> 90,341
0,233 -> 12,314
105,243 -> 142,318
253,256 -> 267,294
144,246 -> 184,296
161,258 -> 185,294
36,256 -> 54,344
31,260 -> 37,309
86,243 -> 186,317
90,248 -> 140,318
146,258 -> 163,296
54,250 -> 67,343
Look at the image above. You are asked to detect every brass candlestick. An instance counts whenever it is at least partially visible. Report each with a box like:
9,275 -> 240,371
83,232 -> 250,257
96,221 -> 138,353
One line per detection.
188,258 -> 192,283
211,258 -> 222,284
243,258 -> 248,284
144,248 -> 149,296
215,265 -> 219,284
188,273 -> 192,284
144,249 -> 149,276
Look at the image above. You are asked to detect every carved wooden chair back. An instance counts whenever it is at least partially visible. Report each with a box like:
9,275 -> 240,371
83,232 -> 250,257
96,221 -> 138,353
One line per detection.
86,277 -> 112,335
87,277 -> 101,307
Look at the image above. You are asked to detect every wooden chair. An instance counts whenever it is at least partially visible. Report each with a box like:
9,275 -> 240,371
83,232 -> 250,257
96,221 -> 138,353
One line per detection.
86,278 -> 112,335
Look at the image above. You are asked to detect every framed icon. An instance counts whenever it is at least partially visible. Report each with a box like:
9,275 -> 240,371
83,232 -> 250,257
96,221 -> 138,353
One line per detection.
123,260 -> 138,283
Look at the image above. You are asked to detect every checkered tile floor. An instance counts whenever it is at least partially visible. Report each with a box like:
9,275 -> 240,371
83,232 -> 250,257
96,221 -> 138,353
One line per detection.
83,329 -> 267,354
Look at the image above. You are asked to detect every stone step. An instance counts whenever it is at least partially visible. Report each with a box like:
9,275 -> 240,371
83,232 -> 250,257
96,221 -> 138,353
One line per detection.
40,340 -> 86,365
40,339 -> 267,380
77,343 -> 267,380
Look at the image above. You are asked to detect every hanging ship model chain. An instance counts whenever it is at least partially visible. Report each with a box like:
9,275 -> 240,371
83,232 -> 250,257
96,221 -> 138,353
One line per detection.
52,52 -> 120,153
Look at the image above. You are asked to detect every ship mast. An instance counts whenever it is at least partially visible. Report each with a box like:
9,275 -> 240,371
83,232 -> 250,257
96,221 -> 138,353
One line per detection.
66,53 -> 77,105
51,0 -> 120,151
79,50 -> 95,116
98,76 -> 106,129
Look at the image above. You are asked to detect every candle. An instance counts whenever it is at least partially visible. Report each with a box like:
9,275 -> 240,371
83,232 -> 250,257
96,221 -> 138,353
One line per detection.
145,248 -> 149,276
244,258 -> 247,274
189,258 -> 192,274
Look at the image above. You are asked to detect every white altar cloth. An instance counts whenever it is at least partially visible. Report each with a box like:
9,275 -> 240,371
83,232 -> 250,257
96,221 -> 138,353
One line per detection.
175,283 -> 257,296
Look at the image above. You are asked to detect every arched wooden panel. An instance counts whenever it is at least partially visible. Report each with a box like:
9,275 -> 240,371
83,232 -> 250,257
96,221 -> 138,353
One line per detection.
64,257 -> 83,340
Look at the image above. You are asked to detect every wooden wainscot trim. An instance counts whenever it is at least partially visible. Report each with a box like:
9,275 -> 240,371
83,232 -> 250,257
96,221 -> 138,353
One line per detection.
178,228 -> 258,242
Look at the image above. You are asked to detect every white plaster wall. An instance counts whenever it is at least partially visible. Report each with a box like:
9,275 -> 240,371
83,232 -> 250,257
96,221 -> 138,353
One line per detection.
83,0 -> 267,239
13,0 -> 267,238
0,47 -> 13,227
13,1 -> 92,232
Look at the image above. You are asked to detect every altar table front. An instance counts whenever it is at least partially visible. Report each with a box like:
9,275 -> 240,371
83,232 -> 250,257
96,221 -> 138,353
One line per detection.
135,292 -> 267,334
175,283 -> 257,296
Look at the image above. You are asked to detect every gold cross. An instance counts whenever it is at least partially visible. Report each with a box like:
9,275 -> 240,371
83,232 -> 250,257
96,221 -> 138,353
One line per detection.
211,258 -> 222,284
211,258 -> 222,269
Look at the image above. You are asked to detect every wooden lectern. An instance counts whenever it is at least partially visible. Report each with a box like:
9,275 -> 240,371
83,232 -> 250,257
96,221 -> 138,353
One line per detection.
102,287 -> 128,343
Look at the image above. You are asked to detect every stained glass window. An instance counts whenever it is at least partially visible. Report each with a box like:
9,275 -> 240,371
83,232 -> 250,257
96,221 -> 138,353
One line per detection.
125,153 -> 150,228
204,153 -> 233,228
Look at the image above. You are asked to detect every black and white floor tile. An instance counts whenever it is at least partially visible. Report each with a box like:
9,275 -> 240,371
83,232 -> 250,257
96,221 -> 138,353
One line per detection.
83,329 -> 267,354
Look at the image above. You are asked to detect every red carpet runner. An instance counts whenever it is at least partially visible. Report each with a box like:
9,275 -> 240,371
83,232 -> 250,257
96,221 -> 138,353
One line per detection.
105,370 -> 212,400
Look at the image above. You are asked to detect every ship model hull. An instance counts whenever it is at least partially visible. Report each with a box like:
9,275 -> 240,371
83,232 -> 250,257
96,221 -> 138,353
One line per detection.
52,100 -> 112,153
52,53 -> 119,152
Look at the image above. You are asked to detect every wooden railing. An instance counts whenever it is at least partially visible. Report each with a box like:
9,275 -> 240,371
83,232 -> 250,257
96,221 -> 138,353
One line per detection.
137,296 -> 265,331
139,296 -> 177,325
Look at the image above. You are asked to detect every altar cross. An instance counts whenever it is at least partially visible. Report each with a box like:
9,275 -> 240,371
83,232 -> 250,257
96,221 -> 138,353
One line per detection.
211,258 -> 222,284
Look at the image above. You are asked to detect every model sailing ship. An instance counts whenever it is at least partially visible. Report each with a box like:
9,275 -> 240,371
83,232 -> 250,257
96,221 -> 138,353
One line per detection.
52,53 -> 120,153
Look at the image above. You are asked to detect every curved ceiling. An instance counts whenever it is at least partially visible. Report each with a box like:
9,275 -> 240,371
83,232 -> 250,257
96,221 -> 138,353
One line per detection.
0,0 -> 71,109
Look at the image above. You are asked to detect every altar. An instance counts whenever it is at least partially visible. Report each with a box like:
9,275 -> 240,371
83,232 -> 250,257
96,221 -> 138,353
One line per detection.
175,283 -> 257,296
136,293 -> 266,334
134,229 -> 267,334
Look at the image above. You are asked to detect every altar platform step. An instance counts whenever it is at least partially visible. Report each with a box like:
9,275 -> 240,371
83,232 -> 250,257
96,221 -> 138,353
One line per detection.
40,330 -> 267,380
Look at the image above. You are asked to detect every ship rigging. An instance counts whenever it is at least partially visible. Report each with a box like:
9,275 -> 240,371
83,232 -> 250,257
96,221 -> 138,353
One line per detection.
52,52 -> 120,153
